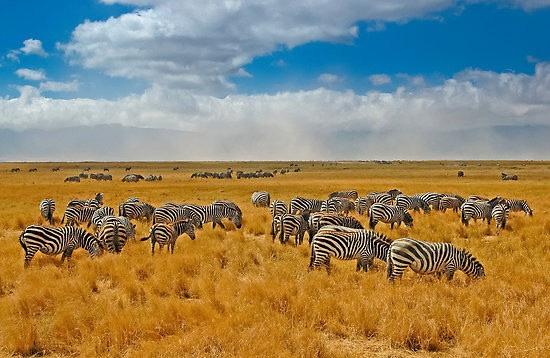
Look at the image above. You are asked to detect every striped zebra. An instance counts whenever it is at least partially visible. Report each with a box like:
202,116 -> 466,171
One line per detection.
251,191 -> 271,207
368,203 -> 413,230
279,212 -> 310,246
411,192 -> 444,210
67,192 -> 104,209
438,195 -> 465,213
395,194 -> 431,214
357,193 -> 393,216
62,206 -> 98,226
118,216 -> 136,240
185,201 -> 242,229
460,197 -> 502,226
97,216 -> 129,254
290,197 -> 324,214
120,201 -> 155,221
321,197 -> 355,215
386,238 -> 485,281
308,228 -> 391,273
140,220 -> 196,255
504,199 -> 533,216
90,206 -> 115,232
492,203 -> 510,232
307,213 -> 364,241
328,190 -> 358,200
153,204 -> 203,228
467,195 -> 489,202
19,225 -> 101,268
39,199 -> 56,225
270,200 -> 288,239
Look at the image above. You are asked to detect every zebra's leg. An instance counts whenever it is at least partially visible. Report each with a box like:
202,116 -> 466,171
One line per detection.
61,245 -> 76,266
390,222 -> 394,230
23,247 -> 39,269
217,221 -> 226,230
356,259 -> 362,271
151,238 -> 156,256
324,258 -> 331,274
445,268 -> 456,281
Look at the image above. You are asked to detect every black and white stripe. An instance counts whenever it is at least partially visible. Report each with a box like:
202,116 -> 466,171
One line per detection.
140,220 -> 196,255
153,204 -> 203,228
185,200 -> 243,229
39,199 -> 56,225
90,206 -> 115,232
411,192 -> 443,210
307,212 -> 363,240
308,228 -> 391,273
460,197 -> 501,226
328,190 -> 359,200
386,238 -> 485,281
62,206 -> 98,226
368,203 -> 413,229
251,191 -> 271,207
504,199 -> 533,216
270,200 -> 288,239
19,225 -> 101,268
97,216 -> 129,254
67,192 -> 104,209
438,195 -> 465,213
290,197 -> 324,214
321,197 -> 355,215
120,201 -> 155,221
491,203 -> 510,231
395,194 -> 431,214
279,213 -> 310,246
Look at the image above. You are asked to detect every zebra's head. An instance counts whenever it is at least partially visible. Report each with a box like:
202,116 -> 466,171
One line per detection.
459,249 -> 485,279
230,210 -> 242,229
523,201 -> 533,216
403,211 -> 414,227
95,192 -> 104,204
81,230 -> 103,257
420,199 -> 431,213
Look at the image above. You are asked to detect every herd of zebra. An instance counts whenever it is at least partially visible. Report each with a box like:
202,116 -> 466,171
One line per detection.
251,188 -> 532,280
20,193 -> 242,267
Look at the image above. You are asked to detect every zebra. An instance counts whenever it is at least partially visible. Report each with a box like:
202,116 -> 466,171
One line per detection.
503,199 -> 533,216
386,238 -> 485,281
153,204 -> 203,228
19,225 -> 101,268
279,212 -> 310,246
357,193 -> 393,216
39,199 -> 56,225
140,220 -> 196,255
97,216 -> 129,254
321,197 -> 355,215
368,203 -> 413,230
120,201 -> 155,221
118,216 -> 136,240
307,213 -> 364,241
460,197 -> 502,226
438,195 -> 465,213
61,206 -> 98,226
270,200 -> 288,238
492,203 -> 510,232
90,206 -> 115,232
67,193 -> 104,209
308,228 -> 391,273
411,192 -> 444,211
467,195 -> 489,202
395,194 -> 431,214
289,197 -> 324,214
328,190 -> 358,201
251,191 -> 271,207
185,201 -> 242,229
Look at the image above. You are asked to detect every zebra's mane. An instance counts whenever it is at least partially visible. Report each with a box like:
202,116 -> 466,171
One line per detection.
369,230 -> 392,245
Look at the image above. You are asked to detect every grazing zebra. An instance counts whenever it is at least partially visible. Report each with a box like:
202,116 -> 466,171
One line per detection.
321,197 -> 355,215
153,204 -> 203,228
460,197 -> 501,226
501,173 -> 518,181
185,201 -> 242,229
270,200 -> 288,238
62,206 -> 98,226
67,193 -> 104,209
411,193 -> 443,210
368,203 -> 413,230
120,201 -> 155,221
307,213 -> 363,241
395,194 -> 431,214
118,216 -> 136,240
140,220 -> 196,255
39,199 -> 56,225
467,195 -> 489,202
386,238 -> 485,281
279,213 -> 310,246
503,199 -> 533,216
308,228 -> 391,273
290,197 -> 324,214
387,189 -> 403,199
492,203 -> 510,232
251,191 -> 271,207
19,225 -> 101,268
438,196 -> 465,213
90,206 -> 115,232
358,193 -> 394,216
97,216 -> 129,254
328,190 -> 359,200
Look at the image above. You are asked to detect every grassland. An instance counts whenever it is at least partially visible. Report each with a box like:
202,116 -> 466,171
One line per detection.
0,161 -> 549,357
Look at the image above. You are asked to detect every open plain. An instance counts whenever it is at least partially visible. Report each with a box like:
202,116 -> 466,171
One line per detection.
0,161 -> 548,357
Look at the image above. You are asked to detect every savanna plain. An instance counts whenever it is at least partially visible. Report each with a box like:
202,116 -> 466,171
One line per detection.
0,161 -> 548,357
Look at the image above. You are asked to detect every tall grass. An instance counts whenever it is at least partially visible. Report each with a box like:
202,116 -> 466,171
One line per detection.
0,161 -> 549,356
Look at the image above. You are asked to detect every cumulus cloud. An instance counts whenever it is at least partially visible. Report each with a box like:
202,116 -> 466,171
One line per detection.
15,68 -> 47,81
318,73 -> 343,84
369,74 -> 391,85
39,80 -> 79,92
7,39 -> 47,61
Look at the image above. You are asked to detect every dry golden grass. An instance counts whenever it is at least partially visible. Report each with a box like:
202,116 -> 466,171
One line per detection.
0,161 -> 549,357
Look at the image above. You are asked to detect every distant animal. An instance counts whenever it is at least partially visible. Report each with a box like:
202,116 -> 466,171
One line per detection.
386,238 -> 485,281
309,228 -> 391,273
125,167 -> 132,171
328,190 -> 358,201
122,174 -> 144,182
19,225 -> 101,268
103,168 -> 110,172
29,168 -> 38,172
144,175 -> 162,182
64,176 -> 80,182
368,203 -> 414,230
460,197 -> 502,226
140,220 -> 196,255
79,173 -> 89,179
83,167 -> 91,172
173,167 -> 179,171
491,202 -> 510,232
39,199 -> 56,225
52,167 -> 61,172
501,173 -> 518,181
504,199 -> 533,216
457,170 -> 464,178
251,191 -> 271,207
10,168 -> 20,173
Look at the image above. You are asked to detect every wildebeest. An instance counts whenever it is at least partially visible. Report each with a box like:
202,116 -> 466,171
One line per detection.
64,176 -> 81,182
83,167 -> 91,172
52,167 -> 60,172
122,174 -> 144,182
90,173 -> 112,181
173,167 -> 179,171
103,168 -> 110,172
79,173 -> 89,179
29,168 -> 38,172
11,168 -> 20,173
457,170 -> 464,178
125,167 -> 132,171
501,173 -> 518,181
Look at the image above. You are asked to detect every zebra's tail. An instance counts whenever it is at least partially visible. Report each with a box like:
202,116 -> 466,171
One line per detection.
61,212 -> 66,224
279,217 -> 285,244
461,210 -> 468,226
386,246 -> 394,281
113,221 -> 120,253
368,214 -> 376,229
47,206 -> 53,225
18,231 -> 27,252
308,242 -> 316,271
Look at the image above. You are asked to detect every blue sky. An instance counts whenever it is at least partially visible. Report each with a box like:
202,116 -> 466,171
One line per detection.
1,1 -> 549,160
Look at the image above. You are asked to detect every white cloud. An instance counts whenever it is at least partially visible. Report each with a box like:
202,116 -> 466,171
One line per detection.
39,80 -> 79,92
20,39 -> 47,57
397,73 -> 426,86
6,50 -> 20,62
318,73 -> 342,84
369,74 -> 391,85
15,68 -> 47,81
